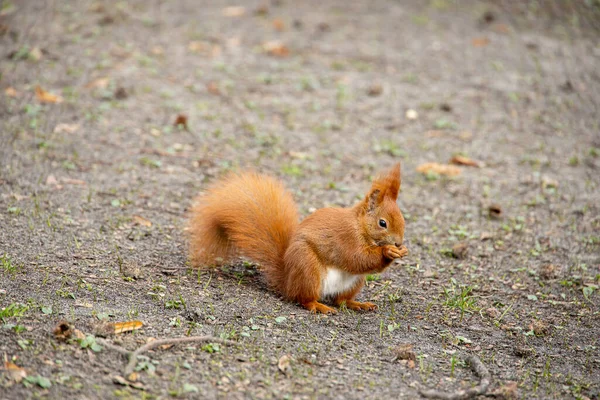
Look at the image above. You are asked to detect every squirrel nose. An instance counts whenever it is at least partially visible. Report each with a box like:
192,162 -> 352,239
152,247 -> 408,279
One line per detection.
395,241 -> 402,248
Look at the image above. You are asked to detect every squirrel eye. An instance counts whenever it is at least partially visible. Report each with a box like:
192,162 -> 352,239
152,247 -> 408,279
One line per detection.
378,219 -> 387,228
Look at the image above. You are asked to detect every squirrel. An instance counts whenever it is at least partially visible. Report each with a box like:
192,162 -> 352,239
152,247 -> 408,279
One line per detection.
187,163 -> 408,314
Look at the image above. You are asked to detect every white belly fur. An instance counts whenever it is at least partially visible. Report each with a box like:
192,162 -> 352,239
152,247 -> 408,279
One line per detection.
321,268 -> 361,297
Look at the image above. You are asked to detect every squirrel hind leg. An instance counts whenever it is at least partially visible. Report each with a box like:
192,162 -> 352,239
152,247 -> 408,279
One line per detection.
302,300 -> 337,314
333,277 -> 378,311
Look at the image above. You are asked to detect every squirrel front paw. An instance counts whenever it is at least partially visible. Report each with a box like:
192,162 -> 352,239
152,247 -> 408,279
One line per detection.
383,244 -> 409,260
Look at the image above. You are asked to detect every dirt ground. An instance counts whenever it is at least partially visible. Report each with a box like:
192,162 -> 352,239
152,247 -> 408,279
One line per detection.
1,0 -> 599,399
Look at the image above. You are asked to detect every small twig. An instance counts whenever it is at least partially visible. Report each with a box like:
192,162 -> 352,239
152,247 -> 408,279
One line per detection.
419,354 -> 491,400
96,336 -> 237,377
123,336 -> 236,376
95,338 -> 130,356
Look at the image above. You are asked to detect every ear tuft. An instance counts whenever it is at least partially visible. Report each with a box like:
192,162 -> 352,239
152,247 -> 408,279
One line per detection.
370,163 -> 401,201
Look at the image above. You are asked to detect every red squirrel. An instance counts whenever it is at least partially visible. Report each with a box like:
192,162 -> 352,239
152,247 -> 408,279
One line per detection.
187,163 -> 408,314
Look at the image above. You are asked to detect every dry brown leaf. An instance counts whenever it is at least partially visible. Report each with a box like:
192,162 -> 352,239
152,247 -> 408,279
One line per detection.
272,18 -> 285,31
222,6 -> 245,17
278,354 -> 291,373
127,372 -> 139,382
3,360 -> 27,383
472,37 -> 490,47
5,87 -> 18,97
393,343 -> 416,361
488,204 -> 503,219
113,320 -> 143,334
53,320 -> 74,341
450,155 -> 481,167
416,163 -> 461,176
35,86 -> 63,104
263,41 -> 289,57
132,215 -> 152,227
174,114 -> 189,130
54,123 -> 80,134
85,77 -> 109,89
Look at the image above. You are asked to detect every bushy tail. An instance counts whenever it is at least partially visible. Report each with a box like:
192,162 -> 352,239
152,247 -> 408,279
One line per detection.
187,172 -> 299,290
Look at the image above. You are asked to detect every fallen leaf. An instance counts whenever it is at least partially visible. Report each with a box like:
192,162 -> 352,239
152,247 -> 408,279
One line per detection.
127,372 -> 138,382
416,163 -> 461,176
54,123 -> 80,134
488,204 -> 503,219
174,114 -> 189,130
272,18 -> 285,31
277,354 -> 291,373
472,37 -> 490,47
539,264 -> 558,280
5,87 -> 18,97
452,242 -> 468,259
113,375 -> 145,390
450,155 -> 482,167
393,343 -> 416,361
132,215 -> 152,227
529,320 -> 550,336
262,40 -> 289,57
113,320 -> 143,334
222,6 -> 245,17
85,77 -> 109,89
35,86 -> 63,104
367,84 -> 383,97
53,320 -> 74,341
3,360 -> 27,383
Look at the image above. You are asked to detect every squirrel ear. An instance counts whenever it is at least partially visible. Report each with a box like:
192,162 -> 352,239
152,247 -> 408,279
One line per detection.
369,163 -> 401,202
366,189 -> 381,213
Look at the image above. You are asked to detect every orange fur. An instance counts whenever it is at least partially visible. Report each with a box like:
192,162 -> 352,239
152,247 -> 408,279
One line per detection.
187,164 -> 408,313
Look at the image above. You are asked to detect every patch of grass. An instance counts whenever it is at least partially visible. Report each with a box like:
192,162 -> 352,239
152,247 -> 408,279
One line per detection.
442,281 -> 479,321
0,303 -> 29,320
1,253 -> 20,274
281,164 -> 303,177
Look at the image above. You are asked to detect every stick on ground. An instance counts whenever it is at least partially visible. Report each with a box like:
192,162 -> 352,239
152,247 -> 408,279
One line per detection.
419,354 -> 491,400
97,336 -> 237,376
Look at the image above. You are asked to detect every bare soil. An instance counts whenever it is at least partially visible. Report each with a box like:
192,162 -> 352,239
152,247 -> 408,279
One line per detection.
1,1 -> 599,399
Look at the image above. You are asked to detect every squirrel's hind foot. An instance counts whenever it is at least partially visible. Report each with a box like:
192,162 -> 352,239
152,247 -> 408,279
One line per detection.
339,300 -> 378,311
302,301 -> 337,314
